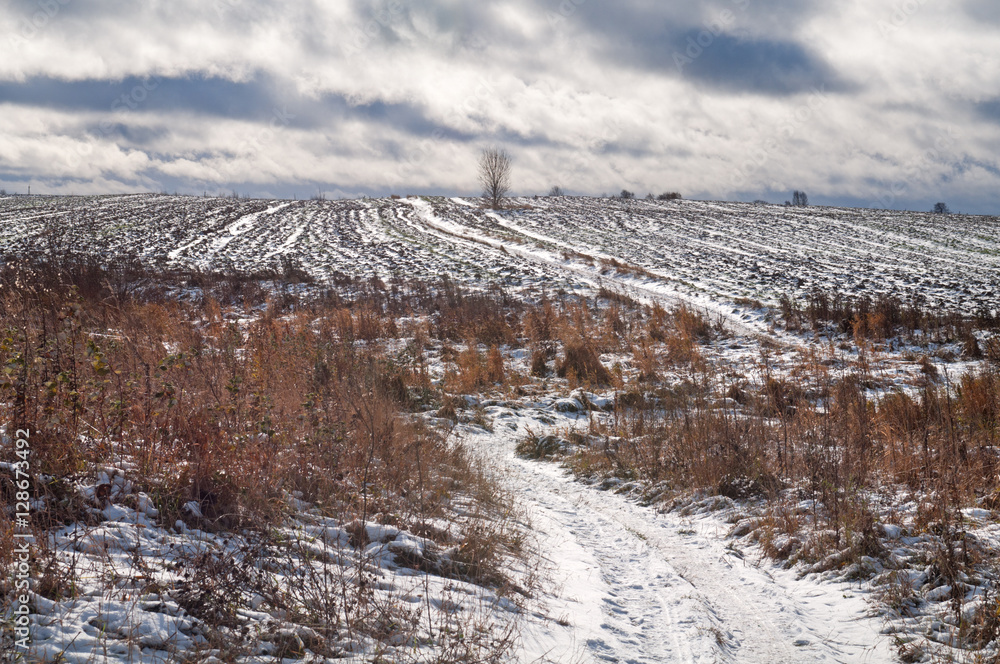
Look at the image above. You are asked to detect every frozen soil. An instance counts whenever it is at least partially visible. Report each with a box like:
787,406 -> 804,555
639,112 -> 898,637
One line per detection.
2,194 -> 997,316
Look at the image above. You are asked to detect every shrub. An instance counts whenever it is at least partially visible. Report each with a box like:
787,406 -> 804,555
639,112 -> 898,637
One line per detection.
530,349 -> 549,377
0,255 -> 530,659
515,434 -> 565,459
556,339 -> 612,385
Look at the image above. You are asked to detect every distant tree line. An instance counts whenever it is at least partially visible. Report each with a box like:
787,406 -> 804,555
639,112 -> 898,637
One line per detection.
545,187 -> 681,201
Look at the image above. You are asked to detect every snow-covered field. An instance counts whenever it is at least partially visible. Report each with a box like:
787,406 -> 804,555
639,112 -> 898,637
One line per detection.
2,194 -> 997,316
16,459 -> 529,663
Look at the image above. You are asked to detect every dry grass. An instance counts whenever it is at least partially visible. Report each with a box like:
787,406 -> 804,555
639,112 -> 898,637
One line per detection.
598,256 -> 657,280
535,287 -> 1000,606
782,288 -> 996,345
556,339 -> 613,386
0,255 -> 529,660
4,249 -> 997,657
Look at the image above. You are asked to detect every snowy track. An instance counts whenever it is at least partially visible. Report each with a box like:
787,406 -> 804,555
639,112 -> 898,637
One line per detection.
466,423 -> 893,664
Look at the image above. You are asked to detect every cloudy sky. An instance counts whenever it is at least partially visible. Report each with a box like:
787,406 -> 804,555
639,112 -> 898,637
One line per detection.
1,0 -> 999,213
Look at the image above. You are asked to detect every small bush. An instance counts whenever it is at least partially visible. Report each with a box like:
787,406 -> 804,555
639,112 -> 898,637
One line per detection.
717,472 -> 781,500
986,337 -> 1000,365
515,434 -> 565,460
556,340 -> 612,385
530,349 -> 549,377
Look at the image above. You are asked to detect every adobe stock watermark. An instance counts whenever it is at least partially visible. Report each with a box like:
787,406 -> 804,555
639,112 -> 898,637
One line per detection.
62,76 -> 160,169
192,105 -> 297,191
7,0 -> 72,50
10,429 -> 33,652
236,105 -> 297,157
546,0 -> 588,27
871,127 -> 960,209
728,85 -> 831,191
341,0 -> 406,58
385,73 -> 499,187
877,0 -> 931,37
547,117 -> 625,195
99,77 -> 161,134
674,0 -> 751,73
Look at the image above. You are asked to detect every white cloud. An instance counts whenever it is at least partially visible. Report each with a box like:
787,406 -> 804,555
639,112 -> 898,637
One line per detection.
0,0 -> 997,211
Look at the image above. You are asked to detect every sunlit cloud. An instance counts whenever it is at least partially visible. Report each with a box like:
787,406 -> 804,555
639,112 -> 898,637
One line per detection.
0,0 -> 997,213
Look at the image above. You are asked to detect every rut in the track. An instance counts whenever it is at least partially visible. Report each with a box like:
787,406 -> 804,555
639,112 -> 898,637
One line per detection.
466,423 -> 891,663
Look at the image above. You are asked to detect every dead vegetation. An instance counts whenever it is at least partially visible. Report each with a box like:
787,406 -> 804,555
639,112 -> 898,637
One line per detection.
528,288 -> 1000,658
2,247 -> 999,659
780,289 -> 998,346
0,255 -> 530,660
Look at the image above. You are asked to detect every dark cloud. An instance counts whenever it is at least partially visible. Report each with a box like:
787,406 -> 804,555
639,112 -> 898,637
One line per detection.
964,0 -> 1000,23
8,0 -> 285,29
0,75 -> 272,118
565,0 -> 848,95
0,74 -> 474,141
977,98 -> 1000,123
568,0 -> 826,40
957,156 -> 1000,179
671,34 -> 851,95
0,172 -> 32,184
88,123 -> 171,147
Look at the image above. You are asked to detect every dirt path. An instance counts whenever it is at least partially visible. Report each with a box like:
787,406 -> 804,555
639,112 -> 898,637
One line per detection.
463,422 -> 893,663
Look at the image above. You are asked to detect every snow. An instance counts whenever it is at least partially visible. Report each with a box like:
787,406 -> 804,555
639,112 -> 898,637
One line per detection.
20,492 -> 525,661
262,223 -> 305,259
182,500 -> 203,518
456,408 -> 895,663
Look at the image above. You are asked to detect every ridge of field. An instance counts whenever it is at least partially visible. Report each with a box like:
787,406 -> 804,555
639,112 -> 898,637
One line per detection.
1,194 -> 997,315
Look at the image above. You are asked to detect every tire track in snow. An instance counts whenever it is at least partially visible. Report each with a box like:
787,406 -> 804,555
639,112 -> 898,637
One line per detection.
463,424 -> 892,663
406,201 -> 769,340
515,459 -> 703,663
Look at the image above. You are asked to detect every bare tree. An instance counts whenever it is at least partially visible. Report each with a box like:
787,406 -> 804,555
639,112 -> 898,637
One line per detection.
479,146 -> 512,210
792,190 -> 809,206
548,186 -> 563,196
932,202 -> 950,214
